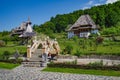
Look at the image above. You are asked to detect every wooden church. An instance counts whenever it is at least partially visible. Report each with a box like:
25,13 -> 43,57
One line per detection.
11,18 -> 35,37
67,14 -> 100,38
11,18 -> 36,44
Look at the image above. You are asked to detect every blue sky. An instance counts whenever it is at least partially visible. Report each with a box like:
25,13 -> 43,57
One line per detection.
0,0 -> 118,31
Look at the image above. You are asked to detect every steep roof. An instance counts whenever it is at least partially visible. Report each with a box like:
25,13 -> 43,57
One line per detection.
19,32 -> 35,37
25,24 -> 33,33
68,14 -> 98,31
19,24 -> 36,37
11,18 -> 36,37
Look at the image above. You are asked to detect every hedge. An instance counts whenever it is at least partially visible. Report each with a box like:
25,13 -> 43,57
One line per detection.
0,59 -> 22,64
47,63 -> 120,71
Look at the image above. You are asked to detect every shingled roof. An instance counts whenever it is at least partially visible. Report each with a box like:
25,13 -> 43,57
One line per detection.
68,14 -> 98,31
19,24 -> 36,37
11,18 -> 36,37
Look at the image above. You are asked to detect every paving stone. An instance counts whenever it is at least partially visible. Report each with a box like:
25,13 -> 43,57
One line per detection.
0,65 -> 120,80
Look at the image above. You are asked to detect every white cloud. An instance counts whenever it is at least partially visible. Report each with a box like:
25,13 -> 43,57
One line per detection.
94,3 -> 101,6
82,7 -> 90,10
82,1 -> 94,10
87,1 -> 94,5
106,0 -> 118,4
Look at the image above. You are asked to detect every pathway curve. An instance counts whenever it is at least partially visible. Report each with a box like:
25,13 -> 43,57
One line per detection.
0,65 -> 120,80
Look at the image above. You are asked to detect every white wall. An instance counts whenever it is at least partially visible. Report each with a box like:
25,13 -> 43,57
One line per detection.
68,31 -> 74,39
79,32 -> 90,38
91,29 -> 98,34
68,29 -> 99,38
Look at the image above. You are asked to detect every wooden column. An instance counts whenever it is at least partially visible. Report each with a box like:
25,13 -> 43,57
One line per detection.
27,45 -> 31,58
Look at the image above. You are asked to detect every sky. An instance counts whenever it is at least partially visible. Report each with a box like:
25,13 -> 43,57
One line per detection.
0,0 -> 118,32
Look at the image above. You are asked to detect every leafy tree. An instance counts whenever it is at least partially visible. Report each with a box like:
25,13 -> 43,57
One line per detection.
2,36 -> 10,45
105,10 -> 119,27
1,31 -> 10,37
95,7 -> 105,26
33,1 -> 120,35
33,24 -> 40,32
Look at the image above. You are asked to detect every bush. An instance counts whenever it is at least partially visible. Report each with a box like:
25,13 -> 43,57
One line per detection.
64,45 -> 73,54
47,62 -> 120,71
72,36 -> 78,42
96,36 -> 104,44
2,36 -> 10,45
62,60 -> 77,65
88,60 -> 103,67
49,34 -> 56,39
0,40 -> 5,47
0,59 -> 22,64
2,51 -> 11,60
60,50 -> 65,54
74,50 -> 81,57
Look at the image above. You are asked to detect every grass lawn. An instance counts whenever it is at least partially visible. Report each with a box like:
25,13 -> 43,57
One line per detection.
58,38 -> 120,55
0,46 -> 27,55
54,33 -> 120,55
43,67 -> 120,77
0,62 -> 20,69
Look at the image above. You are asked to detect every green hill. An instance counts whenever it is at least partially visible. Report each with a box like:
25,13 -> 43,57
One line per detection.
33,1 -> 120,35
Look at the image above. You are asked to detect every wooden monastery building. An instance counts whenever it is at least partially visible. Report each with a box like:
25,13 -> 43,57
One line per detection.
67,14 -> 100,38
11,18 -> 35,38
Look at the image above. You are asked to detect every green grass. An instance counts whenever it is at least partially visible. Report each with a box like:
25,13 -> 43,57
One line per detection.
57,37 -> 120,55
0,62 -> 20,69
54,33 -> 120,55
0,46 -> 27,55
43,67 -> 120,77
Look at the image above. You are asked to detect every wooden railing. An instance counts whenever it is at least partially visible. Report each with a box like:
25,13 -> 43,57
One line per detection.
30,40 -> 41,54
27,35 -> 60,58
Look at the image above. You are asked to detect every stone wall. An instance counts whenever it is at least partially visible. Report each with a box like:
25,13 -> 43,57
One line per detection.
79,55 -> 120,60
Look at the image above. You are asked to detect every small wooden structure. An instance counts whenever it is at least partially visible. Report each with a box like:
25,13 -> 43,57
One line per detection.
27,37 -> 60,61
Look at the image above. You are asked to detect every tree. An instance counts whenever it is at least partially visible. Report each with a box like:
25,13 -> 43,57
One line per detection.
33,24 -> 41,32
2,36 -> 10,45
33,1 -> 120,35
105,10 -> 119,27
1,31 -> 10,37
95,7 -> 105,26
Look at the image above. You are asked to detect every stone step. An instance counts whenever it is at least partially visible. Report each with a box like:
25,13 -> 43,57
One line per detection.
22,61 -> 47,67
29,49 -> 43,61
22,61 -> 41,67
29,57 -> 42,61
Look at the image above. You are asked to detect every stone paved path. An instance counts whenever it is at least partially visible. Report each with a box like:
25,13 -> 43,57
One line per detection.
0,65 -> 120,80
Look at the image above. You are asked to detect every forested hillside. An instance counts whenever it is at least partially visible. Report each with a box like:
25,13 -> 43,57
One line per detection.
34,1 -> 120,35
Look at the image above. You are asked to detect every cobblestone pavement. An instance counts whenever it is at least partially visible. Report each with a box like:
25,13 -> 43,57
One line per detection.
0,65 -> 120,80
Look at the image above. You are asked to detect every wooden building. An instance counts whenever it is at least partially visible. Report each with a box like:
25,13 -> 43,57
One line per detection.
11,18 -> 35,37
67,14 -> 100,38
11,18 -> 36,44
